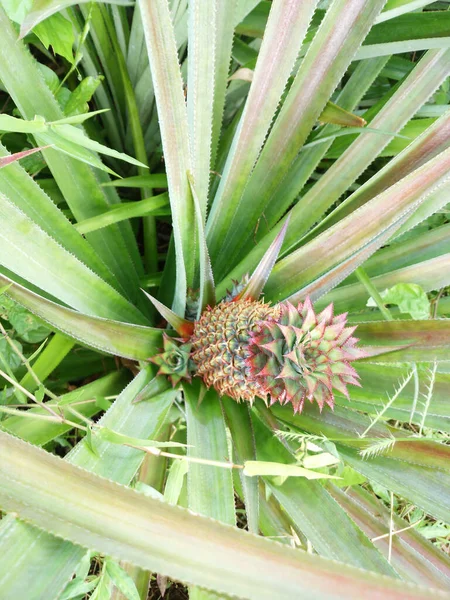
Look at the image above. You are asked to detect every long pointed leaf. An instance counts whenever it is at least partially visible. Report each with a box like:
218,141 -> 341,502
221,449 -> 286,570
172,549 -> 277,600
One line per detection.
206,0 -> 318,264
0,276 -> 161,360
138,0 -> 194,313
0,430 -> 442,600
0,195 -> 146,324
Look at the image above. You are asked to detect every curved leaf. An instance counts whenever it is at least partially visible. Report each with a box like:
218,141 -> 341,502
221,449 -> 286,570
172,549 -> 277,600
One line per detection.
0,430 -> 442,600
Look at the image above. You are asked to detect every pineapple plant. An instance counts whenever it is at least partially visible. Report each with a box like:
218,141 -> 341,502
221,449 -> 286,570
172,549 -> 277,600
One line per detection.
0,0 -> 449,599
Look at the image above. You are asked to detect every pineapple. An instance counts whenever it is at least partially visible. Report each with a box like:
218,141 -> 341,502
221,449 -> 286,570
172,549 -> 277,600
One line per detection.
189,296 -> 365,412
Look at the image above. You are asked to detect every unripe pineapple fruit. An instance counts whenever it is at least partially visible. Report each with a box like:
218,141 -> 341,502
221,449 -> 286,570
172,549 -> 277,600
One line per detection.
190,298 -> 280,401
190,296 -> 365,413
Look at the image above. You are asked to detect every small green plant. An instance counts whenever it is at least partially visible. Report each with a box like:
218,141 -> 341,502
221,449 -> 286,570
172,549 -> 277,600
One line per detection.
0,0 -> 449,599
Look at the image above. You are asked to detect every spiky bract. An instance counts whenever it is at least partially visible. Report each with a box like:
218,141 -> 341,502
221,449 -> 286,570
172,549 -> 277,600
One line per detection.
190,298 -> 280,400
247,299 -> 365,413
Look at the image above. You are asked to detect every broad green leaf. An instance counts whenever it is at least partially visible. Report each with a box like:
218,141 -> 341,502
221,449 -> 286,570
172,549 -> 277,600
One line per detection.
210,0 -> 237,178
64,76 -> 104,116
74,193 -> 169,235
207,0 -> 318,266
97,425 -> 186,449
367,283 -> 430,320
0,196 -> 147,324
101,174 -> 168,188
33,12 -> 75,63
282,48 -> 450,256
105,560 -> 141,600
338,363 -> 450,433
221,50 -> 450,290
20,0 -> 133,37
138,0 -> 194,313
342,224 -> 450,285
188,174 -> 215,315
20,333 -> 74,392
0,276 -> 162,360
0,294 -> 49,342
271,404 -> 450,522
0,430 -> 440,600
184,381 -> 235,525
187,0 -> 216,214
0,337 -> 22,371
357,319 -> 450,364
318,102 -> 366,128
315,109 -> 450,234
0,143 -> 116,286
184,381 -> 235,600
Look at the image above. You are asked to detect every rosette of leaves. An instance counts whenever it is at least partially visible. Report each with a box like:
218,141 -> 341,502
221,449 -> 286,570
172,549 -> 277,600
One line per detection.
0,1 -> 449,599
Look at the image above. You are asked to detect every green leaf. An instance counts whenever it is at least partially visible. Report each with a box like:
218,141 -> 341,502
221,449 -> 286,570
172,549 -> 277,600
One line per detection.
264,145 -> 450,303
206,0 -> 318,269
64,76 -> 104,116
138,0 -> 194,313
0,9 -> 144,298
367,283 -> 431,319
97,425 -> 186,449
0,337 -> 22,371
0,294 -> 49,342
0,429 -> 440,600
222,398 -> 259,534
105,560 -> 141,600
33,12 -> 75,63
209,0 -> 386,280
329,485 -> 450,589
0,196 -> 147,324
101,174 -> 168,189
184,381 -> 236,525
2,372 -> 128,446
20,0 -> 133,37
0,277 -> 162,360
243,461 -> 339,480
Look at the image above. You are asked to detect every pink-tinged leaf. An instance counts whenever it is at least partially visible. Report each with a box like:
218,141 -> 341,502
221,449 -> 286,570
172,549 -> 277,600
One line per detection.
316,102 -> 450,233
138,0 -> 194,314
209,0 -> 387,280
284,48 -> 450,253
318,253 -> 450,313
0,429 -> 444,600
237,215 -> 290,301
318,102 -> 366,128
187,172 -> 215,315
264,145 -> 450,303
142,290 -> 194,338
207,0 -> 319,265
357,319 -> 450,363
0,146 -> 49,168
0,275 -> 162,360
328,485 -> 450,591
